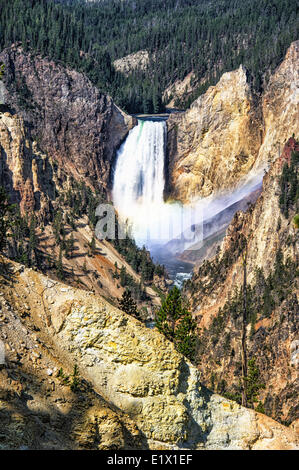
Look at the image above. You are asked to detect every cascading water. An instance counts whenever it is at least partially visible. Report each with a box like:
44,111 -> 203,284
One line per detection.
113,119 -> 166,228
113,118 -> 194,249
113,118 -> 199,283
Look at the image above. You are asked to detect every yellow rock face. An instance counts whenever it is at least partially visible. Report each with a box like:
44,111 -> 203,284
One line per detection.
253,41 -> 299,172
167,65 -> 262,202
0,112 -> 55,215
167,41 -> 299,203
0,113 -> 35,212
3,262 -> 298,450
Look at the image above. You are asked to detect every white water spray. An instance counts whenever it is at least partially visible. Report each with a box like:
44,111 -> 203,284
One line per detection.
112,119 -> 263,254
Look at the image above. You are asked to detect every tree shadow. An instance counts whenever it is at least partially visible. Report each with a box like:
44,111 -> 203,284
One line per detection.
0,258 -> 17,289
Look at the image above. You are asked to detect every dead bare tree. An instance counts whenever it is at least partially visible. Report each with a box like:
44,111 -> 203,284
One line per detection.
241,236 -> 248,407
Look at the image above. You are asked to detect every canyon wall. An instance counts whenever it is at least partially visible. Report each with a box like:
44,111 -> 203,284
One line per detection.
1,42 -> 297,205
0,111 -> 55,217
183,138 -> 299,425
0,109 -> 161,310
0,47 -> 166,320
0,46 -> 134,192
166,41 -> 299,203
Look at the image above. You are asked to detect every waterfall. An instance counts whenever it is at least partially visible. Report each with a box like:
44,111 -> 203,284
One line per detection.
113,119 -> 174,246
113,119 -> 208,251
112,118 -> 263,260
113,119 -> 166,215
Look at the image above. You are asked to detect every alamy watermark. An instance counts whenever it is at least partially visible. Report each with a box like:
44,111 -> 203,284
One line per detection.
94,203 -> 203,250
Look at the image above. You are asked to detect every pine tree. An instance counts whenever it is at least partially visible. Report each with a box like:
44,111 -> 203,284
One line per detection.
82,259 -> 88,274
0,62 -> 4,81
56,247 -> 64,280
118,290 -> 139,318
65,233 -> 75,259
174,310 -> 196,360
155,286 -> 183,339
28,214 -> 37,265
120,265 -> 127,287
0,187 -> 15,252
53,210 -> 63,244
246,358 -> 265,408
70,363 -> 80,392
241,237 -> 248,407
155,286 -> 196,360
90,235 -> 96,255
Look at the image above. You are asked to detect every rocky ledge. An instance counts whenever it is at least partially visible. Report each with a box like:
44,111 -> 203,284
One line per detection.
0,259 -> 297,450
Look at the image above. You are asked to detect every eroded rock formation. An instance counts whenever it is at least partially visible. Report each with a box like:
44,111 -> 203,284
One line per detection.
183,138 -> 299,425
166,41 -> 299,203
0,111 -> 55,216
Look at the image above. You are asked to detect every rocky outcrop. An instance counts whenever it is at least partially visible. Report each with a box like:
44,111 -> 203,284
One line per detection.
166,41 -> 299,203
0,258 -> 297,450
0,46 -> 134,192
0,272 -> 144,450
0,111 -> 55,216
113,50 -> 150,76
166,65 -> 262,202
253,40 -> 299,171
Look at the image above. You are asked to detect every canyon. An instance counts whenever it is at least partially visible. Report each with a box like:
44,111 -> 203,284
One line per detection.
0,45 -> 135,195
1,41 -> 298,208
0,40 -> 298,451
183,137 -> 299,426
0,109 -> 162,314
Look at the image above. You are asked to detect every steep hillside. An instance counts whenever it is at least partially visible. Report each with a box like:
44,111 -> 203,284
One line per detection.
0,256 -> 298,450
0,46 -> 134,193
166,41 -> 299,203
0,0 -> 297,454
183,138 -> 299,425
178,187 -> 262,265
0,260 -> 145,450
163,72 -> 197,109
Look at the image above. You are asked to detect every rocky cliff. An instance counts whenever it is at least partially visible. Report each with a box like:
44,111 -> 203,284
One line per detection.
0,111 -> 55,217
166,41 -> 299,203
0,257 -> 297,450
183,138 -> 299,425
253,40 -> 299,171
113,50 -> 150,76
0,46 -> 134,193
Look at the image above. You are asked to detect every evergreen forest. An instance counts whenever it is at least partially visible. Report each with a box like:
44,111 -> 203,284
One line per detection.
0,0 -> 298,113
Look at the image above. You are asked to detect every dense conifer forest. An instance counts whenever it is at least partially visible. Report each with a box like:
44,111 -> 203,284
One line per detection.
0,0 -> 298,112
